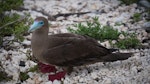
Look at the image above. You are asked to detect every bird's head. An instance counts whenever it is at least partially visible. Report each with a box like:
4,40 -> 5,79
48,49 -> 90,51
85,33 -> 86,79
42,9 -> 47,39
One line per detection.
28,17 -> 48,33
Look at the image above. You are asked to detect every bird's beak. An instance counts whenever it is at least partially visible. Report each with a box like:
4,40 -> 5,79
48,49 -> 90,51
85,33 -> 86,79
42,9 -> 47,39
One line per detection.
28,21 -> 39,33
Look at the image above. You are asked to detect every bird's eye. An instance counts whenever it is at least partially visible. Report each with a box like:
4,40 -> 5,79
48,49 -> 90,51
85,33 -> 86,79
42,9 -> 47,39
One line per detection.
39,21 -> 44,25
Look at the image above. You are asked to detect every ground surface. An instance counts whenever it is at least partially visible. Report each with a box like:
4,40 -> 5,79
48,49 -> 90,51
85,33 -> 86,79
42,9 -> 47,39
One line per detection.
0,0 -> 150,84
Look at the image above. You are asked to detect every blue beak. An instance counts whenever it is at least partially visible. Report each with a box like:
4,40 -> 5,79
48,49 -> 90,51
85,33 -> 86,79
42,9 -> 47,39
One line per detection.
28,21 -> 40,32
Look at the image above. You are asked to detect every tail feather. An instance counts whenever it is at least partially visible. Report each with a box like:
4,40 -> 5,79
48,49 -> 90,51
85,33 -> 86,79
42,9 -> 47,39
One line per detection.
102,53 -> 132,62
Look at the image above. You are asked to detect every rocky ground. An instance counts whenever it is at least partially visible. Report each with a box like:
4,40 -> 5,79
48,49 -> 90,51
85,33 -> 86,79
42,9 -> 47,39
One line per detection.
0,0 -> 150,84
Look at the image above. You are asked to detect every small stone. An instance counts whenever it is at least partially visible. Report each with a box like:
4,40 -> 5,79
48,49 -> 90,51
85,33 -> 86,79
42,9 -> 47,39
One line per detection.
95,78 -> 99,82
13,42 -> 21,47
53,80 -> 61,84
111,40 -> 117,44
26,78 -> 35,84
28,72 -> 34,78
45,81 -> 53,84
12,72 -> 19,81
79,77 -> 84,83
91,72 -> 98,79
100,41 -> 111,48
103,78 -> 112,84
143,22 -> 150,32
137,67 -> 143,73
119,34 -> 125,40
139,0 -> 150,8
32,75 -> 42,84
56,16 -> 65,21
142,31 -> 148,37
22,40 -> 31,45
25,35 -> 32,40
19,61 -> 26,67
131,66 -> 138,75
60,29 -> 68,33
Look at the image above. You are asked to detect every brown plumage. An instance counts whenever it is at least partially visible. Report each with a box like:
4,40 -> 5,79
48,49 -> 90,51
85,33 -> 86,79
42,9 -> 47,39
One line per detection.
29,17 -> 132,73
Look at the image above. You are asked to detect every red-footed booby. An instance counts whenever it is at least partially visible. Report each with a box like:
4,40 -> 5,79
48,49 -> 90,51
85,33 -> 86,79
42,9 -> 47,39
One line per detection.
28,17 -> 132,81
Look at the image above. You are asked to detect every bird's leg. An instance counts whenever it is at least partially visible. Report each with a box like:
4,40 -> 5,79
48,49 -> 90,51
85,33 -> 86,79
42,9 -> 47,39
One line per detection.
48,67 -> 73,81
38,62 -> 72,81
38,62 -> 57,73
48,70 -> 66,81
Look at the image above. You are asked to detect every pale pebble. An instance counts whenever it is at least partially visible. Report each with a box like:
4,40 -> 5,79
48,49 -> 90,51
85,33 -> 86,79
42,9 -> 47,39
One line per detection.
22,40 -> 31,45
45,81 -> 53,84
53,80 -> 61,84
100,41 -> 111,48
26,78 -> 35,84
119,34 -> 125,40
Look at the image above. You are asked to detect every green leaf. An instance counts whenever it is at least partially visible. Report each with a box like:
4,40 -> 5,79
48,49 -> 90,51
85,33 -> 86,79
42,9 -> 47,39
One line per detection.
28,65 -> 38,72
67,17 -> 141,49
19,72 -> 29,81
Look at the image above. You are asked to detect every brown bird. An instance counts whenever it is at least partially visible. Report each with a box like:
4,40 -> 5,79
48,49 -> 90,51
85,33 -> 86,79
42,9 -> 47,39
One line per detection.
28,17 -> 132,80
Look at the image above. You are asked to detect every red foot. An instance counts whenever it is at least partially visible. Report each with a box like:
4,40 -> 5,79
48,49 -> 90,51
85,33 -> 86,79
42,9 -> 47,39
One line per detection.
38,62 -> 66,81
48,71 -> 66,81
38,62 -> 57,73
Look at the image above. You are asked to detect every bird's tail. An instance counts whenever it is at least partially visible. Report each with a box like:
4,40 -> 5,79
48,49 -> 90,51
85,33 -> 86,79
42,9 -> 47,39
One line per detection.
101,53 -> 132,62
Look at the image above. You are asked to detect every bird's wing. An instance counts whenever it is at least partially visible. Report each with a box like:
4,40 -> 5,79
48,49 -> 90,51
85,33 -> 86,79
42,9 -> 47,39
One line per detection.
42,33 -> 110,66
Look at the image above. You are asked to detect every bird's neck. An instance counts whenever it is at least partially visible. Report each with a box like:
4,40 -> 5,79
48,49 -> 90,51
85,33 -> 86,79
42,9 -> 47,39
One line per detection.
31,29 -> 49,57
